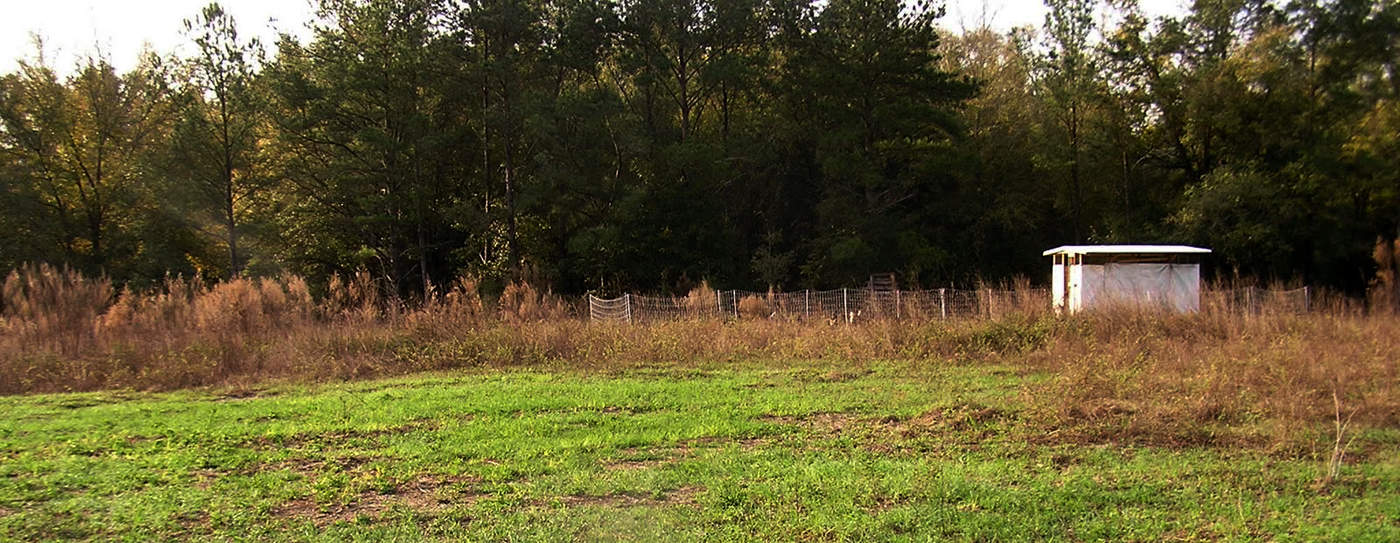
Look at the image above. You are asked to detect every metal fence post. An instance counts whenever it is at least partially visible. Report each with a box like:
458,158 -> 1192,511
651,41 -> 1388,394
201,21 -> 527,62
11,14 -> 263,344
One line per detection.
939,288 -> 946,320
716,290 -> 722,316
732,290 -> 739,319
842,288 -> 849,322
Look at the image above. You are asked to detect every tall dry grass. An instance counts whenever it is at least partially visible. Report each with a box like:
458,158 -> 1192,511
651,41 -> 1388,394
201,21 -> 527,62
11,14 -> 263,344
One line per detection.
1018,307 -> 1398,454
1,265 -> 1395,457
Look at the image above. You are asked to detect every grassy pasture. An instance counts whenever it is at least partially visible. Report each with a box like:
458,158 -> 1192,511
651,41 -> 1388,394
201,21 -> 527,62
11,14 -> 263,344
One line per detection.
2,268 -> 1397,540
2,361 -> 1396,542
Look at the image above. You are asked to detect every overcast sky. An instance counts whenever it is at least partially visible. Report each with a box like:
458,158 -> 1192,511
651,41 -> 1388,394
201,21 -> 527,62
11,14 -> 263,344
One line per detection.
2,0 -> 1188,75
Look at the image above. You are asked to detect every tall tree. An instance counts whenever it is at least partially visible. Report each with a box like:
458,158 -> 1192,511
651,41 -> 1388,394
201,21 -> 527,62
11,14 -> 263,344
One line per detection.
460,0 -> 551,281
169,3 -> 265,277
1036,0 -> 1103,242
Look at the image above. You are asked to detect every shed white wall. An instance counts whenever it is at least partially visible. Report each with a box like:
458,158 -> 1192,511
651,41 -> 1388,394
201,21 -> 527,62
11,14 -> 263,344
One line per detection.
1074,263 -> 1200,313
1069,263 -> 1084,312
1052,263 -> 1065,312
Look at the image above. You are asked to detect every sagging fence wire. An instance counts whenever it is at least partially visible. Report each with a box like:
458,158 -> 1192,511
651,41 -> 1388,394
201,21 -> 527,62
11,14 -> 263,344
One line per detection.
587,286 -> 1314,324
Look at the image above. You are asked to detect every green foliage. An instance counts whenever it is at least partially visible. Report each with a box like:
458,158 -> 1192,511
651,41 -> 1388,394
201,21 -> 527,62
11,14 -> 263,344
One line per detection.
0,0 -> 1398,294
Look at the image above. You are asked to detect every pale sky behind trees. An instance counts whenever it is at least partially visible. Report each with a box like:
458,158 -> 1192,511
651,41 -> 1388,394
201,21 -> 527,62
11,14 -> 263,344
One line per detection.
0,0 -> 1187,74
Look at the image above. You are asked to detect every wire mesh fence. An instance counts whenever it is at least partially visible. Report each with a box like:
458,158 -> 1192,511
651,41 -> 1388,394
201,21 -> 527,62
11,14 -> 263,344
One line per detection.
1202,287 -> 1311,315
588,287 -> 1054,324
588,286 -> 1314,324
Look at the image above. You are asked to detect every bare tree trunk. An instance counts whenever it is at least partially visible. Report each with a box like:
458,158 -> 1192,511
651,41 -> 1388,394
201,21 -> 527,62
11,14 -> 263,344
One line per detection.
226,189 -> 239,277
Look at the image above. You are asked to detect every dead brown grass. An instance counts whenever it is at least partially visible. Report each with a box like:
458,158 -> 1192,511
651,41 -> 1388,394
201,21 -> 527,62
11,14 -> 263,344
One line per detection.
1022,309 -> 1399,451
1,266 -> 1396,456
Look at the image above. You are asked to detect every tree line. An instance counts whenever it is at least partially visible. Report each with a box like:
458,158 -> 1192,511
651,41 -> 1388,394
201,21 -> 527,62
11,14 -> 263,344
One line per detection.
0,0 -> 1395,297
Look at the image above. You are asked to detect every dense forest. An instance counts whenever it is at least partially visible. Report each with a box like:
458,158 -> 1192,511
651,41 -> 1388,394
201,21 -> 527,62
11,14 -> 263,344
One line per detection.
0,0 -> 1395,296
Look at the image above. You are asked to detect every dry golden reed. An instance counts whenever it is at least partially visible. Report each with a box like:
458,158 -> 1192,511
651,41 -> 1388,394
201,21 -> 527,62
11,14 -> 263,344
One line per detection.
0,266 -> 1395,456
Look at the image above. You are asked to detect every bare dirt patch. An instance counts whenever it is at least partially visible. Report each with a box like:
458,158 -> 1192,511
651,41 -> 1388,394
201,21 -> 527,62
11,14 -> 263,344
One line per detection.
764,406 -> 1013,435
551,486 -> 703,508
213,388 -> 272,402
602,445 -> 694,470
246,420 -> 434,451
173,510 -> 210,532
191,468 -> 222,490
757,405 -> 1018,453
679,435 -> 768,450
273,474 -> 480,527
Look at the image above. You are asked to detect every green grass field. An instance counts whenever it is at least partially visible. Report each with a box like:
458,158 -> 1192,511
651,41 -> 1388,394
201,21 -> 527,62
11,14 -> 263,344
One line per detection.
2,360 -> 1397,541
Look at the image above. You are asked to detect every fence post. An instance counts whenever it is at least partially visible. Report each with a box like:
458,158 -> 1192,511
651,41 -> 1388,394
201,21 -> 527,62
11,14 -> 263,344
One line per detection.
624,293 -> 633,325
1246,287 -> 1255,315
939,288 -> 946,320
842,288 -> 849,322
805,289 -> 810,320
732,290 -> 739,319
895,289 -> 901,320
1303,286 -> 1311,313
716,290 -> 722,317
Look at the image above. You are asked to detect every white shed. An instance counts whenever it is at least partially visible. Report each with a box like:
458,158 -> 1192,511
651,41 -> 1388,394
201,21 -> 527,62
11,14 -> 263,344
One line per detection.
1044,245 -> 1211,314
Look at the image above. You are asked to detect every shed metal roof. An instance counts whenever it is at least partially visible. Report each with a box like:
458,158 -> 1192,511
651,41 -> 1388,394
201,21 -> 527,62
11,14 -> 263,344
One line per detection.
1042,245 -> 1212,256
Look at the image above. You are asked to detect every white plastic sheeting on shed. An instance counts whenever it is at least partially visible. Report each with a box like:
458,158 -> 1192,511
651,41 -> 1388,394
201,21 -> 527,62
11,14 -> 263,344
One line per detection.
1079,263 -> 1200,312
